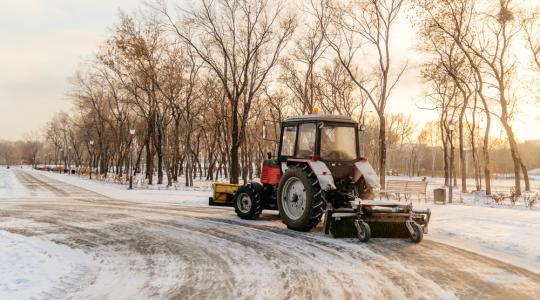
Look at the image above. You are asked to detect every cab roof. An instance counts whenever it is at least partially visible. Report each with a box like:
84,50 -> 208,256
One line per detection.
283,114 -> 357,124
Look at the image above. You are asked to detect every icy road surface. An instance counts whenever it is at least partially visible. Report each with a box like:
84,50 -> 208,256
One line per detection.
1,170 -> 539,299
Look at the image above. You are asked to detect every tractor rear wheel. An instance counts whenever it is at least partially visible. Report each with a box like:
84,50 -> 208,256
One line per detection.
233,183 -> 263,220
277,167 -> 324,232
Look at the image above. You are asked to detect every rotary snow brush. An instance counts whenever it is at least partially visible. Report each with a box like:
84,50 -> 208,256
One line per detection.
324,201 -> 431,243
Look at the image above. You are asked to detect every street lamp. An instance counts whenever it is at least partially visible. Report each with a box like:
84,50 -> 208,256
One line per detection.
59,148 -> 64,173
128,129 -> 135,190
359,122 -> 367,156
89,140 -> 94,180
448,121 -> 455,204
67,146 -> 72,175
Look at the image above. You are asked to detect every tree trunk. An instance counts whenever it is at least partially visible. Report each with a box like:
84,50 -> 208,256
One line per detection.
230,143 -> 240,184
459,111 -> 467,193
440,122 -> 449,186
145,134 -> 153,185
378,115 -> 386,188
501,122 -> 522,196
520,160 -> 530,191
481,125 -> 491,195
230,105 -> 240,184
156,115 -> 164,185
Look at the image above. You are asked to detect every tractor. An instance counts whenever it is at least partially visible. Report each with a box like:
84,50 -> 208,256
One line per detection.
209,112 -> 430,243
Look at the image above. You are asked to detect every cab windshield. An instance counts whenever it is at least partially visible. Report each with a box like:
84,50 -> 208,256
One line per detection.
320,125 -> 357,161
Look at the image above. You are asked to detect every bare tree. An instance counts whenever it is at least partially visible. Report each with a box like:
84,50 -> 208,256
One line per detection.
158,0 -> 295,184
315,0 -> 407,188
280,17 -> 328,114
413,0 -> 496,194
521,6 -> 540,71
465,0 -> 530,193
317,59 -> 366,118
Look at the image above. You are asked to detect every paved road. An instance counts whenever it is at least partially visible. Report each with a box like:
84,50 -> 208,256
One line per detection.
1,170 -> 539,299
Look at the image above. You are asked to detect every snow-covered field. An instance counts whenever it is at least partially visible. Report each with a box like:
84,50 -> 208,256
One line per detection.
1,168 -> 540,299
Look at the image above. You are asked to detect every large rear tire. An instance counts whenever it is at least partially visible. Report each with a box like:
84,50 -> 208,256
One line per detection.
233,183 -> 263,220
277,167 -> 324,232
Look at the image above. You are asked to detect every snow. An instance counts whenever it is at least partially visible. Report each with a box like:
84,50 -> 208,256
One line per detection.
1,168 -> 538,299
0,230 -> 94,299
529,168 -> 540,181
419,204 -> 540,274
0,168 -> 29,199
31,169 -> 211,206
0,227 -> 190,299
32,168 -> 540,274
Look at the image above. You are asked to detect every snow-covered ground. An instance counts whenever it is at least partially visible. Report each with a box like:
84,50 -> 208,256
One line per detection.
2,168 -> 540,299
0,221 -> 192,299
420,204 -> 540,273
0,230 -> 94,298
528,168 -> 540,182
31,168 -> 211,207
0,168 -> 29,199
30,168 -> 540,273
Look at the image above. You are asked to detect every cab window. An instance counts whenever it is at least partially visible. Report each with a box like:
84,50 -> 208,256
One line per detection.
296,123 -> 316,158
320,125 -> 357,161
281,126 -> 297,156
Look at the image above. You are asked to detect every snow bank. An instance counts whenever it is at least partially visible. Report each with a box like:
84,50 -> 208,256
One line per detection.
421,204 -> 540,274
0,168 -> 29,199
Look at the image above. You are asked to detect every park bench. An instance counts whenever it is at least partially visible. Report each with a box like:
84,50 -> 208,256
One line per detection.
380,180 -> 429,202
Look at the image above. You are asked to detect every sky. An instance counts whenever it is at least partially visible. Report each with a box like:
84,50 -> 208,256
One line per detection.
0,0 -> 142,140
0,0 -> 539,142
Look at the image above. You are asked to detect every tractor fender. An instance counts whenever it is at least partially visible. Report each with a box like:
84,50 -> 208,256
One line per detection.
353,160 -> 380,189
283,160 -> 336,191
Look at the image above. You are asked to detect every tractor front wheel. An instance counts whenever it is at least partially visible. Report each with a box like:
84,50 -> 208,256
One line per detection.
277,167 -> 324,232
355,220 -> 371,242
233,183 -> 263,220
408,221 -> 424,243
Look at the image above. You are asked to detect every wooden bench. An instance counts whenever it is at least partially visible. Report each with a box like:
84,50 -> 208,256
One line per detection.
380,180 -> 429,202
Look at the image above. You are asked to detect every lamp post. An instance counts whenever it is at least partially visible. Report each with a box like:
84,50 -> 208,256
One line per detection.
129,129 -> 135,190
59,148 -> 64,173
359,123 -> 367,156
67,146 -> 72,175
448,121 -> 455,204
89,140 -> 94,180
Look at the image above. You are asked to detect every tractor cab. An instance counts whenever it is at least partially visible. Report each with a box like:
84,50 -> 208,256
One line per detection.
276,114 -> 361,180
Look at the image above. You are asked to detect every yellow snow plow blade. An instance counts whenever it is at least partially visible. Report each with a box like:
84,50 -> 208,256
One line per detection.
209,183 -> 239,206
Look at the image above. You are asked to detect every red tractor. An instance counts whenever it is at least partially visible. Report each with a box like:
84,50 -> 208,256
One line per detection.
210,113 -> 430,242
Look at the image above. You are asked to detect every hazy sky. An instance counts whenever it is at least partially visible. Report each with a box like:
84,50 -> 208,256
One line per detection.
0,0 -> 539,141
0,0 -> 141,140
